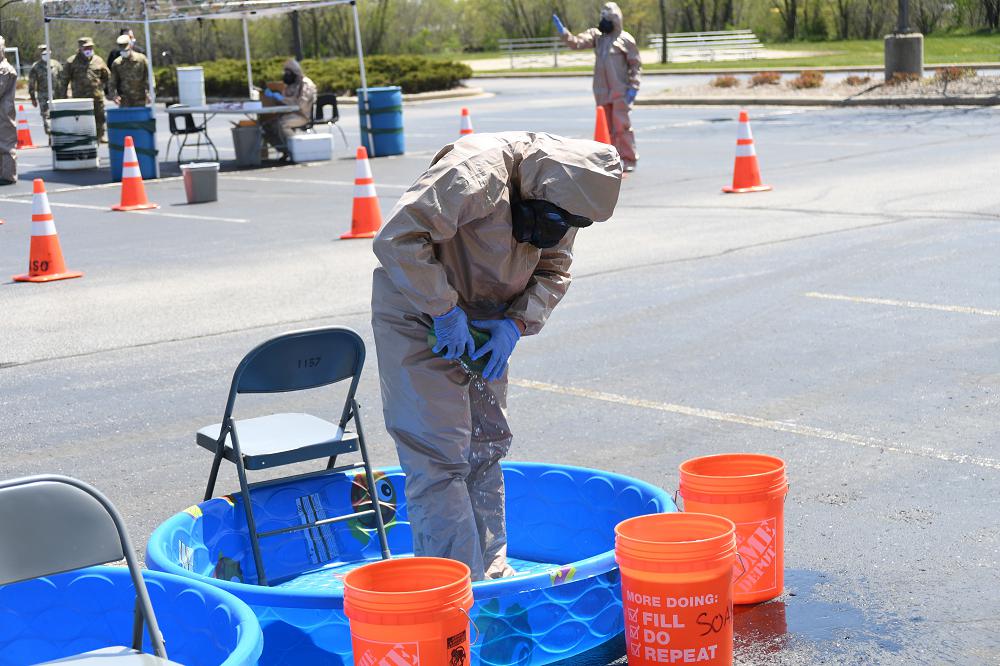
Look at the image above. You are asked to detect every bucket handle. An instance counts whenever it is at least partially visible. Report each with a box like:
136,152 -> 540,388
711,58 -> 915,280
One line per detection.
734,553 -> 748,582
458,607 -> 481,647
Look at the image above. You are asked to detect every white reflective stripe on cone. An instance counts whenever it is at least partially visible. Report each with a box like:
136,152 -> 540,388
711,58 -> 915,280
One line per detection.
32,192 -> 53,218
123,164 -> 143,179
32,218 -> 57,236
735,143 -> 756,157
355,157 -> 373,180
354,183 -> 377,198
737,122 -> 753,141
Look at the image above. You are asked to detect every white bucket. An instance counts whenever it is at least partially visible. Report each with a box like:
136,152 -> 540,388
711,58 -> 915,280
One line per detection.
177,66 -> 206,107
51,98 -> 99,171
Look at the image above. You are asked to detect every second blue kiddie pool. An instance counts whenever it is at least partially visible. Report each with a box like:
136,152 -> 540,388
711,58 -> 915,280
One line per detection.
0,566 -> 262,666
146,462 -> 675,665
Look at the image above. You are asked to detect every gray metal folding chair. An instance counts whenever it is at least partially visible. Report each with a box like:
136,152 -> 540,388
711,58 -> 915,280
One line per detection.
0,475 -> 171,663
199,326 -> 391,586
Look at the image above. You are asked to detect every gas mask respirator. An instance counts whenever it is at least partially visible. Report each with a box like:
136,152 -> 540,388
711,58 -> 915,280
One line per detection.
598,17 -> 615,33
511,199 -> 592,249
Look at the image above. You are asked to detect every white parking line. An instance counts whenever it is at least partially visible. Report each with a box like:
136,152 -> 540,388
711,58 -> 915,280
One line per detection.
510,378 -> 1000,471
1,198 -> 247,223
222,174 -> 410,190
804,292 -> 1000,317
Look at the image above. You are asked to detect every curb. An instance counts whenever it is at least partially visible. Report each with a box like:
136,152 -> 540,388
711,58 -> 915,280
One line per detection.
637,95 -> 1000,107
342,87 -> 487,104
472,62 -> 1000,78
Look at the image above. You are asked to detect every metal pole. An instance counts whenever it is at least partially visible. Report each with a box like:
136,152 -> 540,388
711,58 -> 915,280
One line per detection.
351,0 -> 374,157
242,15 -> 254,99
659,0 -> 669,64
897,0 -> 910,32
142,5 -> 159,178
44,20 -> 53,104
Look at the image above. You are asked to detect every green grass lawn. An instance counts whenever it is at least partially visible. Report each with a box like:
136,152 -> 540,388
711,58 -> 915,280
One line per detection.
468,34 -> 1000,73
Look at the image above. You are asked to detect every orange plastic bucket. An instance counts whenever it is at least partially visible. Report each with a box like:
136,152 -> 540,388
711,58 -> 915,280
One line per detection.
343,557 -> 474,666
679,453 -> 788,605
615,513 -> 737,666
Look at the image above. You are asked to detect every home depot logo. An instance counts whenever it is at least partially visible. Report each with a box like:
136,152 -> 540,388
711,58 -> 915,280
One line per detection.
735,518 -> 777,594
357,642 -> 419,666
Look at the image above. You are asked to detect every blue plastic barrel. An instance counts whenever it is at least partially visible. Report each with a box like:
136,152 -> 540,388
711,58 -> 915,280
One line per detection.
107,106 -> 157,181
357,86 -> 404,157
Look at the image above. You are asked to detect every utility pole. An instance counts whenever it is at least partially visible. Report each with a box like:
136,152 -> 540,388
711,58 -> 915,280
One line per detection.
290,10 -> 304,61
884,0 -> 922,80
658,0 -> 668,64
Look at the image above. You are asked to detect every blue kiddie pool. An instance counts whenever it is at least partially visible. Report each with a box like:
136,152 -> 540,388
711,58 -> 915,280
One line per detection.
0,566 -> 262,665
146,462 -> 675,665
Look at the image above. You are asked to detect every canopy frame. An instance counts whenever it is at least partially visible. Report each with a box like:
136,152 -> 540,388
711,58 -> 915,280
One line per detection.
41,0 -> 375,157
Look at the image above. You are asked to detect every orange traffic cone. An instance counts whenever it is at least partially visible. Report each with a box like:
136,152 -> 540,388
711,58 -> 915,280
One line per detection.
594,106 -> 611,144
13,179 -> 83,283
459,107 -> 474,136
723,110 -> 771,194
112,136 -> 158,211
341,146 -> 383,240
16,105 -> 37,149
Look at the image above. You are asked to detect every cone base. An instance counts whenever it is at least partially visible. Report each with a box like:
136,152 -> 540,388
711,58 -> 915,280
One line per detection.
13,270 -> 83,283
112,202 -> 160,211
722,184 -> 772,194
340,231 -> 377,240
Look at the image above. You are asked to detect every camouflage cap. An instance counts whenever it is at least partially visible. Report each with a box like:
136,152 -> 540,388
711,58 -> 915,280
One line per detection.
38,44 -> 49,52
116,34 -> 131,46
78,37 -> 94,48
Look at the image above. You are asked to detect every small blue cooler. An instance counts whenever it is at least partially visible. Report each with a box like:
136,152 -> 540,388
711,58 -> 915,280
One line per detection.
108,106 -> 158,181
357,86 -> 404,157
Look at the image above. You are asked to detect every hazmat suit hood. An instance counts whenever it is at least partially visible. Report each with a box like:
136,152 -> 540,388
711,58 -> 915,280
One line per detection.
283,58 -> 303,78
601,2 -> 624,33
429,132 -> 622,222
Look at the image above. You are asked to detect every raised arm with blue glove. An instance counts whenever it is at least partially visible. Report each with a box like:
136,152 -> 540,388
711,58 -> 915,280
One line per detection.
432,306 -> 476,361
625,88 -> 637,104
264,88 -> 282,101
552,13 -> 566,34
470,319 -> 521,382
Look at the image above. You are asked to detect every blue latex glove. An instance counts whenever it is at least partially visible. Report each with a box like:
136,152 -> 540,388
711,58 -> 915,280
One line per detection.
470,319 -> 521,382
432,306 -> 476,361
552,13 -> 566,34
625,88 -> 638,104
264,89 -> 282,101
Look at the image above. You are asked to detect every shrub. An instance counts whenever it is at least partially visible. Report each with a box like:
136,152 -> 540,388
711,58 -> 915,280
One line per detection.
887,72 -> 921,86
844,75 -> 871,86
710,75 -> 739,88
750,71 -> 781,86
155,55 -> 472,99
935,66 -> 974,83
789,71 -> 825,89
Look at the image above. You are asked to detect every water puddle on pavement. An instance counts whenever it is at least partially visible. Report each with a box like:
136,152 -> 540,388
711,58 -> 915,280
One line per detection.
735,568 -> 905,663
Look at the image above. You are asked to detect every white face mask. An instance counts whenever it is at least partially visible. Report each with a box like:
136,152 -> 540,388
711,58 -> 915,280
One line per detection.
82,49 -> 94,58
122,48 -> 132,58
42,53 -> 49,61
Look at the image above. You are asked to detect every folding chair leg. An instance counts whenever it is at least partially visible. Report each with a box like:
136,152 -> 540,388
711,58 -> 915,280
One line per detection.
230,428 -> 268,585
204,446 -> 225,501
131,598 -> 144,652
353,399 -> 391,560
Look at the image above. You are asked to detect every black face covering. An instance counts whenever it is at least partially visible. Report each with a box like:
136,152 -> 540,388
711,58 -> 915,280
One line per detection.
511,199 -> 593,249
282,70 -> 298,85
598,17 -> 615,33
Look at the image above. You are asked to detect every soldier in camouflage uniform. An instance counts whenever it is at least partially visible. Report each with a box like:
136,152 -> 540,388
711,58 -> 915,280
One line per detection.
59,37 -> 111,142
109,34 -> 152,108
0,36 -> 17,184
28,45 -> 63,136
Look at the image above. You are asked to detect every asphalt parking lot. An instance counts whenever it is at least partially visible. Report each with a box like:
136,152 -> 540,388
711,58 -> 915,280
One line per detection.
2,77 -> 999,664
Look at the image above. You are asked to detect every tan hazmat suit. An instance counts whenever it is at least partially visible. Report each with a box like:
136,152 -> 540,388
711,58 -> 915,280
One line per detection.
0,42 -> 17,184
371,132 -> 622,580
561,2 -> 641,167
263,59 -> 316,152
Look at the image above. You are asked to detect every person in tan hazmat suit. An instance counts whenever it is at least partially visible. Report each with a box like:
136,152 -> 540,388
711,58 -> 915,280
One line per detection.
554,2 -> 641,172
371,132 -> 622,580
